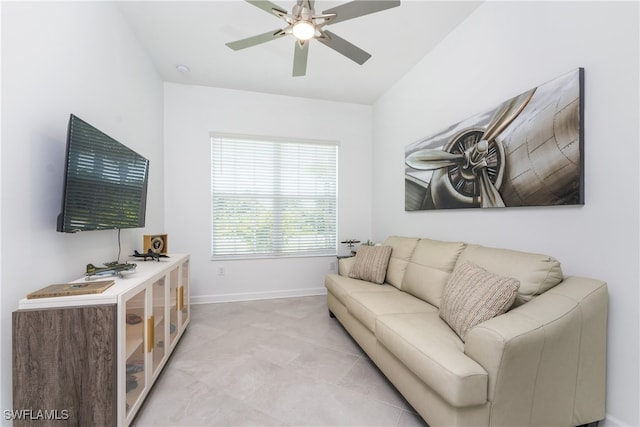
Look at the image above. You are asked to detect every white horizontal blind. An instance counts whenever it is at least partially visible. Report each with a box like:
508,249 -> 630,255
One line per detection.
211,134 -> 338,259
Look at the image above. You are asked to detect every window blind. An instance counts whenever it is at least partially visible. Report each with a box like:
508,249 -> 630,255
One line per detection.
211,134 -> 338,259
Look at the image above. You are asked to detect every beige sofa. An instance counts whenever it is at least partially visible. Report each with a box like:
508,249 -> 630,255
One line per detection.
325,236 -> 607,427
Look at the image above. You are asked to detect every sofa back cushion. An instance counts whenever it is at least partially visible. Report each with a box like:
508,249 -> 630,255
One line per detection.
381,236 -> 420,289
401,238 -> 466,307
457,244 -> 564,306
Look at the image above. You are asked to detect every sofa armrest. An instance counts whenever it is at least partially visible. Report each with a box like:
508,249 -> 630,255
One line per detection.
464,276 -> 607,427
338,257 -> 356,276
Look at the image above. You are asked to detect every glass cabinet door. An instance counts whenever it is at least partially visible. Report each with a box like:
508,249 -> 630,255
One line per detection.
180,260 -> 190,329
151,277 -> 166,376
124,287 -> 146,416
169,267 -> 179,347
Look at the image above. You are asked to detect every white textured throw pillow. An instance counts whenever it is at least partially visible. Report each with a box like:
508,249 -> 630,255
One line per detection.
440,261 -> 520,341
349,245 -> 393,284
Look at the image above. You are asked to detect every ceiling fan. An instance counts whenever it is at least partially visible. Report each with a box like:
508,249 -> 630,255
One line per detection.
226,0 -> 401,77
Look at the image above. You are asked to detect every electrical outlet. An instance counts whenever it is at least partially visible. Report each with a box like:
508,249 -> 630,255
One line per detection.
218,267 -> 225,276
329,261 -> 336,271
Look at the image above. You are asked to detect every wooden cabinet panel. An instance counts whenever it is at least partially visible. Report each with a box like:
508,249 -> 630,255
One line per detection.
13,305 -> 117,426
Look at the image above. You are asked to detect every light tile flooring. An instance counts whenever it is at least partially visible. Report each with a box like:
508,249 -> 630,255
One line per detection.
133,295 -> 429,426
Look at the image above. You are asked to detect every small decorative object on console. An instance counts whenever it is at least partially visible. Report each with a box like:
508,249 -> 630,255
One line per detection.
85,261 -> 136,280
144,234 -> 168,254
131,249 -> 170,262
26,280 -> 115,299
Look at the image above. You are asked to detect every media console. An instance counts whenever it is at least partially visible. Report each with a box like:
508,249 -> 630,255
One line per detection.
13,254 -> 190,426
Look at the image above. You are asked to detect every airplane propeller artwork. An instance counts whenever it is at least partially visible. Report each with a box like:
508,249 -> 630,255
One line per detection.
405,88 -> 537,208
226,0 -> 401,76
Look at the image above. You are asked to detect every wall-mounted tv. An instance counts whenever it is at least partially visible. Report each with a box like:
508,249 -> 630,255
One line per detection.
57,114 -> 149,233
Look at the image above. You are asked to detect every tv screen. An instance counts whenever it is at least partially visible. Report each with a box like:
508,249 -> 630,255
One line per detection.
57,114 -> 149,233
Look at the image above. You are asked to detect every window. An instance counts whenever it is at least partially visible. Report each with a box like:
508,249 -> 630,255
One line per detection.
211,134 -> 338,259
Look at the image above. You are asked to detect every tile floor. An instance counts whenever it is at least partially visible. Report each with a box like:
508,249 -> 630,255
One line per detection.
132,295 -> 429,426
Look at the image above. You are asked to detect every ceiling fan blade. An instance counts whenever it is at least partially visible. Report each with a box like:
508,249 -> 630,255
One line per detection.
293,42 -> 309,77
297,0 -> 314,9
483,88 -> 536,142
405,149 -> 463,171
246,0 -> 288,17
322,1 -> 400,25
317,30 -> 371,65
226,29 -> 286,50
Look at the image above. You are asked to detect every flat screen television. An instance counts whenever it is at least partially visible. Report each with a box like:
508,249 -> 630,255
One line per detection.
57,114 -> 149,233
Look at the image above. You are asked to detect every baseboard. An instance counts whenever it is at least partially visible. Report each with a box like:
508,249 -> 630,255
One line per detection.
601,413 -> 637,427
190,287 -> 327,304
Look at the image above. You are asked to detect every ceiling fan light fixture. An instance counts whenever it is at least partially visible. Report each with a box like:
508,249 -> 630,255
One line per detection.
292,20 -> 315,41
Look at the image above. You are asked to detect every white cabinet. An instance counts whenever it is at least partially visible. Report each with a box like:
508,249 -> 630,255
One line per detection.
14,254 -> 190,426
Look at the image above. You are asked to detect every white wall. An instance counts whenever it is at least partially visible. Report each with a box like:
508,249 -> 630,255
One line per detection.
372,2 -> 639,426
0,2 -> 164,417
164,84 -> 372,303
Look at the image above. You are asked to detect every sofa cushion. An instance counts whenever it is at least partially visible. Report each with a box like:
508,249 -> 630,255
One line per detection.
457,244 -> 563,306
401,238 -> 466,307
346,291 -> 436,332
324,274 -> 397,306
381,236 -> 420,289
375,312 -> 488,407
348,245 -> 393,284
439,261 -> 520,340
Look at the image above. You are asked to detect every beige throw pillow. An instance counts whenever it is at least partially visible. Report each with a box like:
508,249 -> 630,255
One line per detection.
349,245 -> 393,284
439,261 -> 520,341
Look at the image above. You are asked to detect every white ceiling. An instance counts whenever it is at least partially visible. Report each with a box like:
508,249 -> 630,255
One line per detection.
117,1 -> 482,105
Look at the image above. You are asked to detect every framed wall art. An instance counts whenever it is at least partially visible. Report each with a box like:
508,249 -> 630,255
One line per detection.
405,68 -> 584,210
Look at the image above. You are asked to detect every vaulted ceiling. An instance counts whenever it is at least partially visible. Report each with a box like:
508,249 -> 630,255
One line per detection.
118,1 -> 482,105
